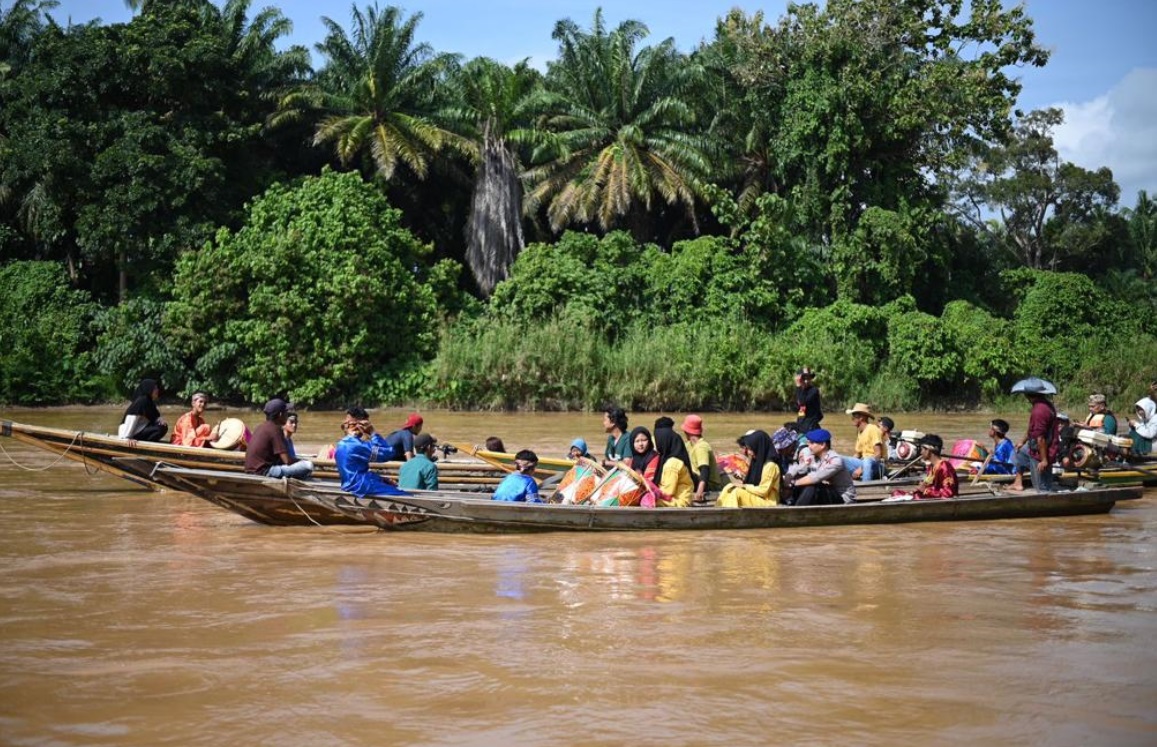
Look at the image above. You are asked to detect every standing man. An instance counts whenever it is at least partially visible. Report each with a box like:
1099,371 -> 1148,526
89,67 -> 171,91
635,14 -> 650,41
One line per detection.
602,406 -> 631,469
680,414 -> 723,503
246,398 -> 314,479
1009,390 -> 1059,493
794,367 -> 823,432
385,413 -> 423,461
398,433 -> 440,490
842,402 -> 884,481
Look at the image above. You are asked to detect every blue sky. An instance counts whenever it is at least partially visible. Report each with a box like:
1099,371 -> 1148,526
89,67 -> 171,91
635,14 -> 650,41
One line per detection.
47,1 -> 1157,202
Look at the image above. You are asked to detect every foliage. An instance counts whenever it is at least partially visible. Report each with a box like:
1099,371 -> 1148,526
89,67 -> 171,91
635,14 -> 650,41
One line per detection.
524,9 -> 710,240
91,297 -> 189,398
940,300 -> 1022,399
0,261 -> 102,404
949,108 -> 1121,270
166,169 -> 442,405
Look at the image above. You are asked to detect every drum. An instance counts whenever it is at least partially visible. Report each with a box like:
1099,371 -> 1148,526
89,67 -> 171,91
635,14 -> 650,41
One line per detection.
212,418 -> 248,450
717,452 -> 751,480
947,439 -> 987,469
587,467 -> 645,507
556,459 -> 605,504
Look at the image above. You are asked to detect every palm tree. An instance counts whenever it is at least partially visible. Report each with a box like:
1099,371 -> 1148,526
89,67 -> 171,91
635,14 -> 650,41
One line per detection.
280,3 -> 461,183
523,9 -> 710,241
1,0 -> 57,76
443,57 -> 541,294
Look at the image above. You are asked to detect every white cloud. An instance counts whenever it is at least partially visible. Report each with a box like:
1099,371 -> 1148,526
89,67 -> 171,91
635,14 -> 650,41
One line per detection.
1051,67 -> 1157,206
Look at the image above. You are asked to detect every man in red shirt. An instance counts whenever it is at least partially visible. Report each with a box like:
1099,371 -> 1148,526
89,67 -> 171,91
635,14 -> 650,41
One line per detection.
1009,391 -> 1059,492
245,398 -> 314,478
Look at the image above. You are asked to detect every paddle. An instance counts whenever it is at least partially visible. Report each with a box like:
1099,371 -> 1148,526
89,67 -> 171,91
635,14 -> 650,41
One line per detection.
886,453 -> 925,480
971,453 -> 994,486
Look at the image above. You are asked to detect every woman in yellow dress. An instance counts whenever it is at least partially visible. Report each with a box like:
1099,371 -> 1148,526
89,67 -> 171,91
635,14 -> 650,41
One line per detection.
653,419 -> 694,507
716,430 -> 781,507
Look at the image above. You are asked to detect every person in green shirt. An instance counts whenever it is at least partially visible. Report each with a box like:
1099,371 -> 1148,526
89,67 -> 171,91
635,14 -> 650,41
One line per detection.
398,433 -> 439,490
680,414 -> 723,503
602,406 -> 631,468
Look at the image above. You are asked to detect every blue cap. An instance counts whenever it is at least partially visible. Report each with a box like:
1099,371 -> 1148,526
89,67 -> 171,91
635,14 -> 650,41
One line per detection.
805,428 -> 832,443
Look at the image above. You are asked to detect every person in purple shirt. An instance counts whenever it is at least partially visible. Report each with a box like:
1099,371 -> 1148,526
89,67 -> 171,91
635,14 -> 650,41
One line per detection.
1010,391 -> 1060,492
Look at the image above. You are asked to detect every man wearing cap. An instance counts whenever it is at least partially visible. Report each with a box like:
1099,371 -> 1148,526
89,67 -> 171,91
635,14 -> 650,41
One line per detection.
785,428 -> 855,505
385,413 -> 424,461
398,433 -> 440,490
794,368 -> 823,432
245,398 -> 314,478
336,407 -> 406,497
1081,394 -> 1118,436
680,414 -> 723,503
842,403 -> 884,481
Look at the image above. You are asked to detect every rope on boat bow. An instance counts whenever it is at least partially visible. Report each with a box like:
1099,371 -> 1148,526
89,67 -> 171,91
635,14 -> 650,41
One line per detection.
0,428 -> 95,473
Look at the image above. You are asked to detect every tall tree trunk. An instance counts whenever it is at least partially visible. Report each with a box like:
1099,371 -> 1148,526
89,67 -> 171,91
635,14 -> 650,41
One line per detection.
465,122 -> 524,296
118,246 -> 128,304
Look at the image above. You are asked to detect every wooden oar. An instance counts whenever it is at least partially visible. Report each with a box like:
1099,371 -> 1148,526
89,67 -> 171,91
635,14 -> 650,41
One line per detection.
971,453 -> 994,486
886,453 -> 925,480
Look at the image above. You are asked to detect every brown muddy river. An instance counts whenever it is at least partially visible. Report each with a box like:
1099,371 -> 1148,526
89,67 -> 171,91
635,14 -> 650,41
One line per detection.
1,406 -> 1155,746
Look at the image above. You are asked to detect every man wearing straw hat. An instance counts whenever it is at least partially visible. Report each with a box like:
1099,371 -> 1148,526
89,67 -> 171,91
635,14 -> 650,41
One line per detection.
842,402 -> 884,482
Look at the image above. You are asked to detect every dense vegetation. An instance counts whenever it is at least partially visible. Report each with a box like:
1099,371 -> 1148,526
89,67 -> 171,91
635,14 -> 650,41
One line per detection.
1,0 -> 1154,413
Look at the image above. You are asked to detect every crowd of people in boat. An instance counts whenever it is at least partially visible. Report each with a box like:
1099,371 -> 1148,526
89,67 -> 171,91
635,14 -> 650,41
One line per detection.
117,369 -> 1157,507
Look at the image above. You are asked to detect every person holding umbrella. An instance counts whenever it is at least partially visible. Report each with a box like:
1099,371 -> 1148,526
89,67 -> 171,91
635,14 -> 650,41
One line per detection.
1008,378 -> 1061,492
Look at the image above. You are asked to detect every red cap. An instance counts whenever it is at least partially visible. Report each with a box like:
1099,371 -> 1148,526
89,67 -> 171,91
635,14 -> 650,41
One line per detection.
680,414 -> 703,436
402,413 -> 423,430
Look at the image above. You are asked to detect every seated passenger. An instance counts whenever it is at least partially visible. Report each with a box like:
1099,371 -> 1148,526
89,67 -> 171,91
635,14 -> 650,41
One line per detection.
892,434 -> 958,500
120,378 -> 167,442
983,419 -> 1016,475
335,406 -> 404,497
786,429 -> 855,505
484,436 -> 506,453
1127,396 -> 1157,455
245,398 -> 313,479
681,414 -> 723,503
398,433 -> 440,490
385,413 -> 424,461
624,426 -> 660,484
842,402 -> 884,482
568,437 -> 593,460
717,430 -> 781,507
171,392 -> 220,448
653,421 -> 694,508
492,450 -> 542,503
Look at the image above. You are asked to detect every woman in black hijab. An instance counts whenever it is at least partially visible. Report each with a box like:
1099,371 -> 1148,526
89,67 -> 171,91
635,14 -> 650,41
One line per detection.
122,378 -> 167,442
654,417 -> 694,483
653,423 -> 695,507
626,425 -> 659,483
716,430 -> 782,507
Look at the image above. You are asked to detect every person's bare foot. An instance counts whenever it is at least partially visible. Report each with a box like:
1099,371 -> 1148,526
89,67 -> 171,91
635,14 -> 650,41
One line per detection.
1006,482 -> 1025,492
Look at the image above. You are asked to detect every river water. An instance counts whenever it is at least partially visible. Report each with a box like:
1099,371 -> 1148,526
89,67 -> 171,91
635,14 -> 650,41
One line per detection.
1,406 -> 1154,746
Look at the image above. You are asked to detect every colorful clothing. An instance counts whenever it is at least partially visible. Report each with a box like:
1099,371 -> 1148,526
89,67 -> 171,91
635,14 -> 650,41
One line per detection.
1084,411 -> 1118,436
656,458 -> 694,508
172,411 -> 212,447
335,433 -> 404,497
914,460 -> 959,499
492,472 -> 541,503
717,462 -> 781,507
983,437 -> 1016,475
687,437 -> 723,491
398,453 -> 439,490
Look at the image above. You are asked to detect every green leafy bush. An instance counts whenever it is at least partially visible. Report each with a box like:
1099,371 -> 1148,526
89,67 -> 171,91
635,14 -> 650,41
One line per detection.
92,297 -> 189,397
166,170 -> 442,405
0,261 -> 102,404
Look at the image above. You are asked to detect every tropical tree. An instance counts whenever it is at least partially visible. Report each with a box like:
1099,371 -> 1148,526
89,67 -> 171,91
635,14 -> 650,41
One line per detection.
443,57 -> 541,294
1122,190 -> 1157,280
281,3 -> 462,183
523,9 -> 710,242
950,108 -> 1120,270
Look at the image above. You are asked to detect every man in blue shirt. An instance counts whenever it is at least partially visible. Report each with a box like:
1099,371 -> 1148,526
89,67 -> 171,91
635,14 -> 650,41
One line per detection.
385,413 -> 423,460
492,450 -> 542,503
983,419 -> 1016,475
335,407 -> 406,497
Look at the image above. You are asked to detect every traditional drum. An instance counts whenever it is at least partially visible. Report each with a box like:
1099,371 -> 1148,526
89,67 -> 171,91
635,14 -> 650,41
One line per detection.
586,467 -> 646,507
947,439 -> 987,470
555,459 -> 606,505
212,418 -> 249,450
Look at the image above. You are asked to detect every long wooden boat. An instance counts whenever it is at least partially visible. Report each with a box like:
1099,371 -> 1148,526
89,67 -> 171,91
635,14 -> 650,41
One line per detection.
289,483 -> 1144,534
0,420 -> 510,491
152,462 -> 1021,527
